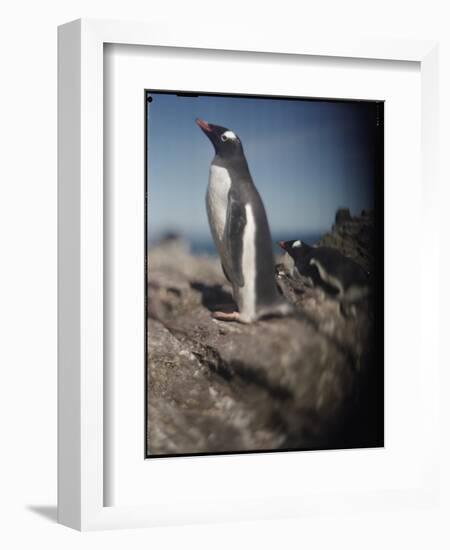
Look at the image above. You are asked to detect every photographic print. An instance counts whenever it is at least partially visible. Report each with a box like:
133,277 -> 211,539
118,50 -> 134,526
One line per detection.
146,91 -> 384,457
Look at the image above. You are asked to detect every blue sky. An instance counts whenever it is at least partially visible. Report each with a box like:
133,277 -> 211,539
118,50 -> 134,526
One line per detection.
146,92 -> 380,244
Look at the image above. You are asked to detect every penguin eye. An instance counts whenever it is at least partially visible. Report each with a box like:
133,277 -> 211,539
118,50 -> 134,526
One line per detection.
221,130 -> 237,142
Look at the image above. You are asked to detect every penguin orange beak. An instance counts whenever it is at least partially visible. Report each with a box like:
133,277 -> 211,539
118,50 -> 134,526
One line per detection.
278,241 -> 286,250
195,118 -> 212,133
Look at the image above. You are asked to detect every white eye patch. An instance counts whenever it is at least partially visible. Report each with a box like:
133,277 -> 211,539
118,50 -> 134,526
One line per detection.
221,130 -> 237,142
292,240 -> 302,248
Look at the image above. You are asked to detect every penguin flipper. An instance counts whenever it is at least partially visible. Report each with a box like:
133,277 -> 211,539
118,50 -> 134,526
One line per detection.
224,195 -> 246,288
221,262 -> 231,283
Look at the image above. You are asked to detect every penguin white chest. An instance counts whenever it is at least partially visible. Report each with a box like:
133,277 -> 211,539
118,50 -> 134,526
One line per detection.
206,165 -> 232,243
239,204 -> 257,322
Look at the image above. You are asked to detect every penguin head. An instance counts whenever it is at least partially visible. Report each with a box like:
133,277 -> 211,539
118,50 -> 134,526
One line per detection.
278,240 -> 310,260
196,119 -> 244,158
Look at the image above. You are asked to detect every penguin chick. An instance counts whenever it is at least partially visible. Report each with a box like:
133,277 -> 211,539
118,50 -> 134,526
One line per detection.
278,239 -> 370,303
196,118 -> 291,323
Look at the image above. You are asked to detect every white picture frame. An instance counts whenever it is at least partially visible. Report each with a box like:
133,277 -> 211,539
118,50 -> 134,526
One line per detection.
58,18 -> 439,531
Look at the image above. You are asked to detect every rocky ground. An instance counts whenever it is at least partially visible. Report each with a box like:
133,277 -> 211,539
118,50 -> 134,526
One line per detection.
317,207 -> 377,275
147,210 -> 383,456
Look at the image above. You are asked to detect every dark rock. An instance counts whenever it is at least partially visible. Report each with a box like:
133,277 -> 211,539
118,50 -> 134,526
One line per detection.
335,208 -> 352,226
318,209 -> 376,274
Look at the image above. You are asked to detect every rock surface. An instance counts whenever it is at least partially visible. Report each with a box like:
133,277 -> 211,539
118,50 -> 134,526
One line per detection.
318,208 -> 376,274
147,211 -> 383,456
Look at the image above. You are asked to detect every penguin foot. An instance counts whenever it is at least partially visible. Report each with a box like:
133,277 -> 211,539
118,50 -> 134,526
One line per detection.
211,311 -> 240,322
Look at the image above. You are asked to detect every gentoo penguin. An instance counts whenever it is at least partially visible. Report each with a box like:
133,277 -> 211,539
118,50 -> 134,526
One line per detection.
196,118 -> 291,323
278,239 -> 369,302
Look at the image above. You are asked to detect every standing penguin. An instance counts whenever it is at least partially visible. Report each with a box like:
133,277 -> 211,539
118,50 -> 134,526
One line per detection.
196,118 -> 291,323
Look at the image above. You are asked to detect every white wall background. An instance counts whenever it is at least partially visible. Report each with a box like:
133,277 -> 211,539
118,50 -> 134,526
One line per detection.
0,1 -> 448,548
